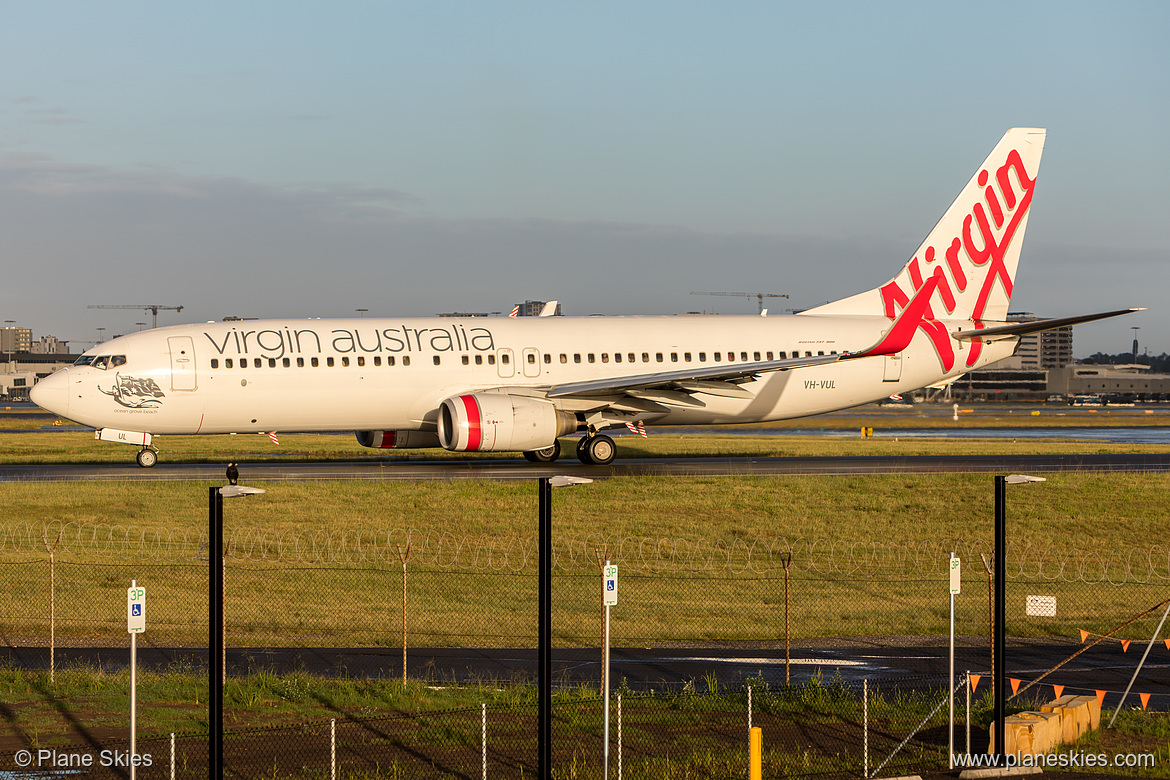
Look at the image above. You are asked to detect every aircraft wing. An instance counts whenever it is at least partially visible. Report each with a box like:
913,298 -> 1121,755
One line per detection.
951,308 -> 1144,342
546,274 -> 942,405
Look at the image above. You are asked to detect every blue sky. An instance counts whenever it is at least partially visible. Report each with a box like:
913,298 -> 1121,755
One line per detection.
1,2 -> 1166,355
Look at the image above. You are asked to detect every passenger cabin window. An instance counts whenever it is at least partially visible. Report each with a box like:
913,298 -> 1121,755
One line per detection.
268,358 -> 276,368
388,356 -> 396,366
601,353 -> 609,363
311,357 -> 319,367
403,356 -> 411,366
433,356 -> 441,365
284,358 -> 291,367
297,358 -> 305,367
462,355 -> 470,365
475,355 -> 483,365
655,353 -> 663,362
255,358 -> 263,368
211,359 -> 219,369
326,357 -> 334,367
628,353 -> 636,363
226,359 -> 234,369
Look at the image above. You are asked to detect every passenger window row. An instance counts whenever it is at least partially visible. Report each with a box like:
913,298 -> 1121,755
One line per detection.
208,348 -> 837,371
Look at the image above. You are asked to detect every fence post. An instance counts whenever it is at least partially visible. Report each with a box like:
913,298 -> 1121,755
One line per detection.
330,718 -> 336,780
617,692 -> 622,780
781,552 -> 792,686
482,702 -> 487,780
863,679 -> 868,779
42,533 -> 61,684
396,543 -> 412,685
170,732 -> 175,780
747,685 -> 752,732
965,670 -> 971,756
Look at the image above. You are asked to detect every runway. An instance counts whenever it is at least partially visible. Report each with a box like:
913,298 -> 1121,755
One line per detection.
2,452 -> 1169,482
7,639 -> 1167,711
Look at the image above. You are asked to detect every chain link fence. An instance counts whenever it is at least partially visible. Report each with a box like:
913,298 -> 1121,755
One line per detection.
2,521 -> 1168,777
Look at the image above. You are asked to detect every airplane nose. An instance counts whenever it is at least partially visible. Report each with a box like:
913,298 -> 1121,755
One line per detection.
30,370 -> 70,417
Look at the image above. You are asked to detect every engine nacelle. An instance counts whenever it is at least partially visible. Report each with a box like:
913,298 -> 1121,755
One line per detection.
355,430 -> 442,449
437,394 -> 578,452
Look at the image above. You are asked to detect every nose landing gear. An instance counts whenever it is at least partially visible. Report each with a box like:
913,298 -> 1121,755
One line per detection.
136,447 -> 158,468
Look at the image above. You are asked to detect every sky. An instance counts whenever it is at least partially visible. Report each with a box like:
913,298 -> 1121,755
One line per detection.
1,2 -> 1166,356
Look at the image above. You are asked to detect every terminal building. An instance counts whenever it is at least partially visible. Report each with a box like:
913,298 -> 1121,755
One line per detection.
951,313 -> 1168,402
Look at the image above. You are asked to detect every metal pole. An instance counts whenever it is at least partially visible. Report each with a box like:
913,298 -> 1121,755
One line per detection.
130,579 -> 137,780
782,552 -> 792,686
949,550 -> 955,769
538,477 -> 552,780
603,558 -> 611,780
208,486 -> 223,779
965,670 -> 971,756
993,475 -> 1006,761
863,679 -> 868,779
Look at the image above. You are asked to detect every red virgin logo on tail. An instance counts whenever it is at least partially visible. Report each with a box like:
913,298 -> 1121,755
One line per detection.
880,148 -> 1037,370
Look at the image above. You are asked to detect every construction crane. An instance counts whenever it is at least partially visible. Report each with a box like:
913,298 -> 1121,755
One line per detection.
88,305 -> 184,329
690,291 -> 789,315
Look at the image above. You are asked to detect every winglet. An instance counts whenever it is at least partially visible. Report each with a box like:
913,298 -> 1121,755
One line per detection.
850,275 -> 940,358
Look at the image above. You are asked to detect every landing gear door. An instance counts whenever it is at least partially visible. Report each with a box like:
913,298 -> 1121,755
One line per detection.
168,336 -> 198,391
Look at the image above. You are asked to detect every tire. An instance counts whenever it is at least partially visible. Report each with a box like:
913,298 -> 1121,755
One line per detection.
136,448 -> 158,468
523,440 -> 561,463
578,434 -> 616,466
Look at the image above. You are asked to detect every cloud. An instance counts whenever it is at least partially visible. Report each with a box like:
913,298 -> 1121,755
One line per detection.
0,153 -> 1159,356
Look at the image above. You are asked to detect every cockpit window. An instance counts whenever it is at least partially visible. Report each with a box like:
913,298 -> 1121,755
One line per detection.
81,355 -> 127,370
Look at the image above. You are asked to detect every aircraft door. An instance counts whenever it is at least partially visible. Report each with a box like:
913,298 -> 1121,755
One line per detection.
522,348 -> 541,378
883,354 -> 902,382
496,348 -> 515,378
168,336 -> 198,391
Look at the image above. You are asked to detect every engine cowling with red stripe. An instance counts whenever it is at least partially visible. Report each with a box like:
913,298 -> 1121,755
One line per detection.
355,430 -> 442,449
437,393 -> 578,452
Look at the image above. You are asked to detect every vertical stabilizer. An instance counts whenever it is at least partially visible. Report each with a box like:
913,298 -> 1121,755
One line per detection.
805,128 -> 1046,324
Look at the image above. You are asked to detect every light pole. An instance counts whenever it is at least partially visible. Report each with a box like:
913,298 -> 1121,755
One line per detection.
208,483 -> 265,777
994,474 -> 1044,760
538,475 -> 592,780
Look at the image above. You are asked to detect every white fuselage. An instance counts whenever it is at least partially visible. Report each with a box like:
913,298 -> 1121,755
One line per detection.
36,313 -> 1015,436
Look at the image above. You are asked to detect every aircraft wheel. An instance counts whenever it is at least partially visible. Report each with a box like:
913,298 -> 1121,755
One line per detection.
136,448 -> 158,468
523,441 -> 561,463
577,434 -> 616,466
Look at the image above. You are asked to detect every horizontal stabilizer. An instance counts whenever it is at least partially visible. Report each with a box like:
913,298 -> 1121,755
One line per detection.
951,308 -> 1144,342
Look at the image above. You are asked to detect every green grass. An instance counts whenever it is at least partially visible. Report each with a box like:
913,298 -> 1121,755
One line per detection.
3,472 -> 1169,647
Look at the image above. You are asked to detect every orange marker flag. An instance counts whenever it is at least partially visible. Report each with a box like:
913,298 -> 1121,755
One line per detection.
1010,678 -> 1022,696
1053,684 -> 1064,699
1080,629 -> 1090,643
1140,693 -> 1151,711
1096,690 -> 1107,708
1164,638 -> 1170,650
1122,639 -> 1132,653
970,674 -> 982,692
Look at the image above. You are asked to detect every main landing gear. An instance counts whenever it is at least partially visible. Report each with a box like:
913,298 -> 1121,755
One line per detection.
521,434 -> 616,465
576,433 -> 616,466
522,440 -> 561,463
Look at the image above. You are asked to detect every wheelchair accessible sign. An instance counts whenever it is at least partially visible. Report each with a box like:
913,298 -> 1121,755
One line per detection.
127,585 -> 146,634
603,564 -> 618,606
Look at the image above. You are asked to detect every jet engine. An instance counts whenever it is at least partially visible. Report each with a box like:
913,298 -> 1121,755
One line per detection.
355,430 -> 442,449
437,393 -> 578,452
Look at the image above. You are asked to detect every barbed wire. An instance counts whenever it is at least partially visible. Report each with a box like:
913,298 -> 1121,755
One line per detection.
3,520 -> 1168,584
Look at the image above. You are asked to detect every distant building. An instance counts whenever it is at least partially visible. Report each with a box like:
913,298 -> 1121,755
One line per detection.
511,300 -> 562,317
0,327 -> 32,354
31,336 -> 70,355
951,313 -> 1073,400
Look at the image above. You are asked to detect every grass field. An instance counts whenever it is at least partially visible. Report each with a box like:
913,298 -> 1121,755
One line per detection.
4,420 -> 1170,775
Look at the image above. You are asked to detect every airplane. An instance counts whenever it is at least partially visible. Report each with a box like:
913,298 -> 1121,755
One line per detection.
31,128 -> 1140,468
